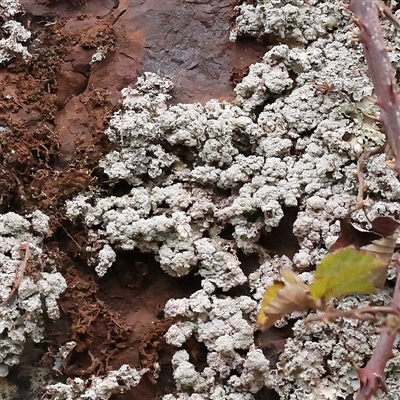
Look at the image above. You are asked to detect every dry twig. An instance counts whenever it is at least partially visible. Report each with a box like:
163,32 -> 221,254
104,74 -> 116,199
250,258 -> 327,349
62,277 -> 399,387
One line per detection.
0,238 -> 31,307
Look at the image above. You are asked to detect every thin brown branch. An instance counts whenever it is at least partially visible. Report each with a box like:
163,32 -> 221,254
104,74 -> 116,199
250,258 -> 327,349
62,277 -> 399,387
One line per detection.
353,148 -> 383,211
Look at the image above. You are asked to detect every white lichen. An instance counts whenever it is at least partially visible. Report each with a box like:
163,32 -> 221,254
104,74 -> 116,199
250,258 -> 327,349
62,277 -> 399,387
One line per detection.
52,341 -> 77,374
0,0 -> 31,64
45,364 -> 146,400
95,244 -> 116,277
232,0 -> 344,44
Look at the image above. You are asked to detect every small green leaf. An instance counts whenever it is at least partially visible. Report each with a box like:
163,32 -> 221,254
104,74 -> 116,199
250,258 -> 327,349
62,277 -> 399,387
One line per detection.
309,248 -> 387,302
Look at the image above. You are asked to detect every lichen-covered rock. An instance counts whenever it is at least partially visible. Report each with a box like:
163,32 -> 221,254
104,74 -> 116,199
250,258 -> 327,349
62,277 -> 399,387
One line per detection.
68,53 -> 400,275
64,1 -> 400,398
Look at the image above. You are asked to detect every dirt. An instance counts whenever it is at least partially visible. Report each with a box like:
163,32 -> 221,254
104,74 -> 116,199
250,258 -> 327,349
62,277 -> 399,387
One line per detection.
0,1 -> 272,399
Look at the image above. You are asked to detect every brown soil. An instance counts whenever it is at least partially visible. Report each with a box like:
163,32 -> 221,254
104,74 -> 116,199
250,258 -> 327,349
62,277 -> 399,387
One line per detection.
0,1 -> 269,399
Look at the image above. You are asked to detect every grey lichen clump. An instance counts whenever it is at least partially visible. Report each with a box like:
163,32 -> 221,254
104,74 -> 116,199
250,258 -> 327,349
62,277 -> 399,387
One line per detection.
0,0 -> 31,64
45,364 -> 146,400
64,0 -> 400,399
0,211 -> 67,378
162,347 -> 270,400
231,0 -> 342,44
163,291 -> 273,399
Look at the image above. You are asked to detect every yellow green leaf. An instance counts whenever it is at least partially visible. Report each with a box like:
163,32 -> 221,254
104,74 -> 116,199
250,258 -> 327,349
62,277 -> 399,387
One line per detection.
309,248 -> 387,302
